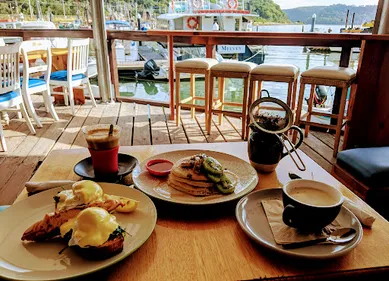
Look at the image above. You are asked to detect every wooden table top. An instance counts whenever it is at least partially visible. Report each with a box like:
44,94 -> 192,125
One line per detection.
25,48 -> 68,60
15,142 -> 389,280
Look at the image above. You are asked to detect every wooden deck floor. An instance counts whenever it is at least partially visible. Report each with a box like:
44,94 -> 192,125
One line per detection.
0,96 -> 341,205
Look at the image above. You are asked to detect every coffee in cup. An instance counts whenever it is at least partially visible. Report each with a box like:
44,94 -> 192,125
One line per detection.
282,179 -> 344,231
83,124 -> 121,176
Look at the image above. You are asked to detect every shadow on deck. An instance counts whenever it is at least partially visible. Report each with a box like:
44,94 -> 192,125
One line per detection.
0,97 -> 340,205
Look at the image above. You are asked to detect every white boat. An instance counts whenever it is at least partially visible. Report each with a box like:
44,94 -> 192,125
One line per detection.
132,0 -> 265,80
329,47 -> 360,53
158,0 -> 257,32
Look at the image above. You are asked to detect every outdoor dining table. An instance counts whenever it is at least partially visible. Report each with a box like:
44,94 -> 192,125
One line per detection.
22,48 -> 68,72
14,142 -> 389,280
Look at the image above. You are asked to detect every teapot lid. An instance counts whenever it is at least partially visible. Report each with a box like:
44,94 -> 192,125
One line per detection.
249,96 -> 293,135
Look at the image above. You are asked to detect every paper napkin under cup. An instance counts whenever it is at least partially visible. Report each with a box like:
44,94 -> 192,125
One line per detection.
262,199 -> 345,245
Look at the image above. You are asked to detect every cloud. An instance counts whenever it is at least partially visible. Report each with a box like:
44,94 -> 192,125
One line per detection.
277,0 -> 379,9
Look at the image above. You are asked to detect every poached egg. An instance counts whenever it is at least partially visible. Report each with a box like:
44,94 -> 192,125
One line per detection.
62,207 -> 119,248
56,180 -> 104,211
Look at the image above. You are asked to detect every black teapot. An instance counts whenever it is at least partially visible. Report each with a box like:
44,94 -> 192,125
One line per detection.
247,94 -> 305,173
248,124 -> 303,173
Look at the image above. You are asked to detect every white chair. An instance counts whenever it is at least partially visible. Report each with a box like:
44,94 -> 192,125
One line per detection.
49,38 -> 97,115
0,43 -> 36,151
20,40 -> 59,128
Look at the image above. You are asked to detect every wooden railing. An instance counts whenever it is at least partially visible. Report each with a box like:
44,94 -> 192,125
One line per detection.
1,29 -> 389,148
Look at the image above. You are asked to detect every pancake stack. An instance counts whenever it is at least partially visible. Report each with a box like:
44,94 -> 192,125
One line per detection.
168,158 -> 216,196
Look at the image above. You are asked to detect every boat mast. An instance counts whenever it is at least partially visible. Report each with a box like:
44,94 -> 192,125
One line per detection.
28,0 -> 33,18
14,0 -> 19,14
345,9 -> 349,29
351,12 -> 355,29
35,0 -> 42,20
62,0 -> 66,18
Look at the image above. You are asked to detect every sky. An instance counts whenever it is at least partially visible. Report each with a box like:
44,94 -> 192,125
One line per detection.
275,0 -> 379,9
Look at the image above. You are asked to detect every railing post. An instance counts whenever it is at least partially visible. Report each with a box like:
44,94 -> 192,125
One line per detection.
206,44 -> 215,58
168,35 -> 175,120
108,39 -> 120,100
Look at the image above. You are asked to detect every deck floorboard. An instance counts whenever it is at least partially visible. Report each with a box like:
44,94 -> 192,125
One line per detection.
0,96 -> 338,205
133,103 -> 152,146
149,105 -> 171,145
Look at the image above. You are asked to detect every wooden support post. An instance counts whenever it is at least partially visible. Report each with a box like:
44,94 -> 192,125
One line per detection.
373,0 -> 388,34
108,39 -> 120,100
344,40 -> 389,149
91,0 -> 112,103
206,44 -> 215,59
331,46 -> 351,126
168,35 -> 175,120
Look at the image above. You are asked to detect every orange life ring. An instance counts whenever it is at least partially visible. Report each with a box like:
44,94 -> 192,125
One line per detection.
227,0 -> 238,9
187,17 -> 198,29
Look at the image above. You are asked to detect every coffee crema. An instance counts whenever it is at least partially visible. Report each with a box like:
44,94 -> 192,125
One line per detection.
288,187 -> 338,207
85,128 -> 120,150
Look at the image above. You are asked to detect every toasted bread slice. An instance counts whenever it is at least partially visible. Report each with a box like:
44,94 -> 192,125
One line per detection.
21,199 -> 124,242
73,232 -> 124,260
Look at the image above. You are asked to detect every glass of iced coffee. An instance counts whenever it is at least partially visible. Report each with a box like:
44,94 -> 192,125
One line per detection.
83,124 -> 121,176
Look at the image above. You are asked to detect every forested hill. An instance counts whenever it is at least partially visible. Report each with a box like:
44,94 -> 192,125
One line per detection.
248,0 -> 290,23
283,4 -> 377,25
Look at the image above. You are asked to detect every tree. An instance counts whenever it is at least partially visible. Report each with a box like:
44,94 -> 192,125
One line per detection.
249,0 -> 290,23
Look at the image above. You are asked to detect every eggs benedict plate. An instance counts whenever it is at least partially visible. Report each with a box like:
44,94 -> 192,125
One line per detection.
0,183 -> 157,281
22,180 -> 138,242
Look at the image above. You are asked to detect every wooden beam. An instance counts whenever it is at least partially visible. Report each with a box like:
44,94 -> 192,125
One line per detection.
168,35 -> 175,120
108,39 -> 120,100
0,28 -> 93,38
107,30 -> 167,42
373,0 -> 385,34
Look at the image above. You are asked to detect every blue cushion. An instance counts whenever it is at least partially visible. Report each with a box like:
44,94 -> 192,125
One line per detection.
50,70 -> 86,81
0,91 -> 19,103
337,147 -> 389,188
21,78 -> 46,88
0,205 -> 10,212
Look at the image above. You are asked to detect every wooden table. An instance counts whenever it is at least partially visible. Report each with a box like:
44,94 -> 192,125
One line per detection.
15,142 -> 389,280
24,48 -> 68,72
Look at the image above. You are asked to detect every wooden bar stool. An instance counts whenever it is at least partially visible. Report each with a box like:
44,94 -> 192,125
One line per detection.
246,63 -> 299,139
248,63 -> 299,108
294,66 -> 356,157
175,58 -> 218,132
207,61 -> 257,139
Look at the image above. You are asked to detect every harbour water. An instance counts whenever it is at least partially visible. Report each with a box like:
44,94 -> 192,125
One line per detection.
118,24 -> 360,108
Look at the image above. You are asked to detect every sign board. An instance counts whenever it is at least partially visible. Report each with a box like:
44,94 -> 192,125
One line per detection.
217,45 -> 246,54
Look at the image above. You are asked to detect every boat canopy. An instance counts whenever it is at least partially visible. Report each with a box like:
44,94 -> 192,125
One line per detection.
21,21 -> 56,29
158,13 -> 258,20
105,20 -> 132,27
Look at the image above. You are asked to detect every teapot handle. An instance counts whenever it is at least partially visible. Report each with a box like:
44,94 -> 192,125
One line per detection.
281,126 -> 304,158
279,126 -> 306,171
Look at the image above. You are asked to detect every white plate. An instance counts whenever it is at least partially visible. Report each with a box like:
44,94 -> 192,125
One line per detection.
0,183 -> 157,280
235,188 -> 363,259
132,150 -> 258,205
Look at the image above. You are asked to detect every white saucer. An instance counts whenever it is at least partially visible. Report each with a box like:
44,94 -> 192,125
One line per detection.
235,188 -> 363,259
